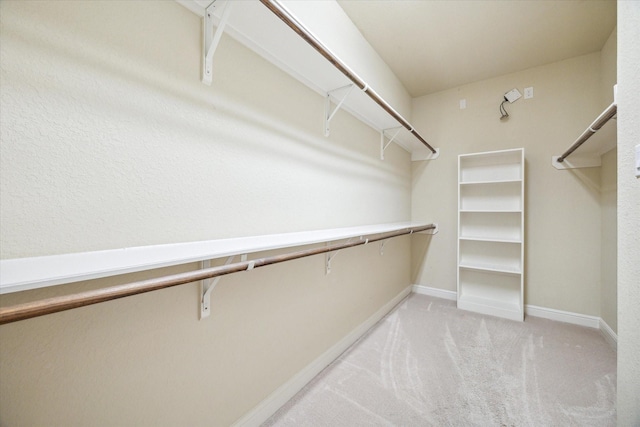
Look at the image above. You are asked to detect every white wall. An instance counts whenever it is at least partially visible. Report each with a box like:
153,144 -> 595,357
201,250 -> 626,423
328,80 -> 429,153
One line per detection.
616,1 -> 640,423
0,1 -> 414,425
282,0 -> 412,119
600,147 -> 617,333
411,53 -> 604,316
0,1 -> 411,259
599,28 -> 617,334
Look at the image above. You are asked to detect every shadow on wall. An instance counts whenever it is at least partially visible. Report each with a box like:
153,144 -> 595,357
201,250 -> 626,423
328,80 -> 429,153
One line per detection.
563,166 -> 603,201
410,233 -> 434,284
1,3 -> 407,186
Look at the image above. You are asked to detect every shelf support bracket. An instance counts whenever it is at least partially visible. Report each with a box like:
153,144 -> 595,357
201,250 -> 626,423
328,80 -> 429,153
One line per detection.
380,127 -> 402,160
326,236 -> 361,275
202,0 -> 233,85
324,84 -> 355,137
200,255 -> 235,319
379,239 -> 389,255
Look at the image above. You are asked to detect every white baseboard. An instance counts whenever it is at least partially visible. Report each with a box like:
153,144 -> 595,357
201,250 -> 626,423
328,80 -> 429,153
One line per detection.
411,284 -> 457,301
232,285 -> 412,427
524,304 -> 600,329
411,286 -> 617,350
599,318 -> 618,351
237,285 -> 617,426
411,286 -> 601,330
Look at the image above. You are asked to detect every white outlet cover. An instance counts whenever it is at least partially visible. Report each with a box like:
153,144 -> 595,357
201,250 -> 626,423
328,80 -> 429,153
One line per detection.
459,99 -> 466,109
524,87 -> 534,99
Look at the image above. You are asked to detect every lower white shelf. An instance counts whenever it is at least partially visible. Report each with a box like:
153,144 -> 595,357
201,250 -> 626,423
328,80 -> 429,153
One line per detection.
457,294 -> 523,322
0,221 -> 435,295
458,268 -> 523,321
459,263 -> 521,275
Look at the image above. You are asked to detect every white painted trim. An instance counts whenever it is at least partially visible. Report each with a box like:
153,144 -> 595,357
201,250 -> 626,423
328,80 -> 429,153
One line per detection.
232,286 -> 412,427
412,288 -> 615,345
0,222 -> 430,295
599,318 -> 618,351
411,284 -> 457,301
524,304 -> 600,329
236,286 -> 616,425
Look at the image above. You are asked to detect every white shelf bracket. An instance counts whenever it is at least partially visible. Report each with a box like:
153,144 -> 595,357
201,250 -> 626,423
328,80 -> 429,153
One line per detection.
202,0 -> 233,85
326,236 -> 361,275
324,84 -> 355,137
380,127 -> 402,160
200,255 -> 235,319
379,239 -> 389,255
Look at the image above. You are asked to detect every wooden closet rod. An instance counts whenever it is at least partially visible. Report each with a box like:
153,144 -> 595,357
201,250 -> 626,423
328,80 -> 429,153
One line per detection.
259,0 -> 436,154
557,102 -> 617,163
0,224 -> 435,325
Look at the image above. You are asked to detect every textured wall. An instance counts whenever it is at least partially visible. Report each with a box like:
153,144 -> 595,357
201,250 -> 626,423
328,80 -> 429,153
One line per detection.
599,28 -> 617,334
600,147 -> 617,333
616,1 -> 640,423
411,54 -> 604,316
0,1 -> 411,259
0,1 -> 413,425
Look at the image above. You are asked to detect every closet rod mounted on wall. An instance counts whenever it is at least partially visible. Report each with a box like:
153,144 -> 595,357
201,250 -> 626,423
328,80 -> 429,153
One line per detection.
0,224 -> 436,325
556,101 -> 617,163
259,0 -> 436,154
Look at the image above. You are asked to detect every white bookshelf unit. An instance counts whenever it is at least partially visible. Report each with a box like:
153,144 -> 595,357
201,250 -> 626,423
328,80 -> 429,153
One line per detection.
457,148 -> 525,321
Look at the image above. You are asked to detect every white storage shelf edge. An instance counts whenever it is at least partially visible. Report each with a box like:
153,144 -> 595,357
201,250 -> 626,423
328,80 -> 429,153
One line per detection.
458,148 -> 525,321
176,0 -> 433,155
0,222 -> 434,295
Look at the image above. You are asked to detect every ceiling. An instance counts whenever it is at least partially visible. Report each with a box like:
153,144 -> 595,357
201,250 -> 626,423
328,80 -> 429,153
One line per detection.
337,0 -> 617,98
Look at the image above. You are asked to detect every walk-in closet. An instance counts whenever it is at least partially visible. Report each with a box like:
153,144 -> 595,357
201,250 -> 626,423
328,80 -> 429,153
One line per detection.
1,1 -> 638,425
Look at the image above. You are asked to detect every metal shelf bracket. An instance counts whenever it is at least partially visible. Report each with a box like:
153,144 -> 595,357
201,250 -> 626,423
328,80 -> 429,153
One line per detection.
326,236 -> 362,275
324,84 -> 355,137
200,255 -> 235,319
380,127 -> 402,160
202,0 -> 233,85
379,239 -> 389,255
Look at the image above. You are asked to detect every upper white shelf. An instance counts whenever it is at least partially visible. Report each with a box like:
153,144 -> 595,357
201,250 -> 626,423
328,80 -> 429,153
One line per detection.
459,179 -> 522,185
176,0 -> 437,160
552,86 -> 617,169
0,222 -> 436,295
459,149 -> 523,182
459,236 -> 522,244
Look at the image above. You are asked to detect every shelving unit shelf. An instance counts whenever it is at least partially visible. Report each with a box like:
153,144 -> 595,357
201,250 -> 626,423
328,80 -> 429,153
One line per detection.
457,148 -> 525,321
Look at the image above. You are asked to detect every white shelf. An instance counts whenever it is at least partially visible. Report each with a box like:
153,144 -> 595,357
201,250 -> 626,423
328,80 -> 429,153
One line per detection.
552,96 -> 617,170
459,149 -> 523,182
460,209 -> 522,213
459,263 -> 522,276
459,179 -> 522,185
459,237 -> 522,244
176,0 -> 434,156
459,211 -> 522,242
460,181 -> 522,211
457,294 -> 522,322
458,148 -> 524,321
0,221 -> 434,295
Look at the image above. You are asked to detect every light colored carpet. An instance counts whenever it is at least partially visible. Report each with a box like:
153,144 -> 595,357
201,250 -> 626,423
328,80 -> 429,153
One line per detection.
263,294 -> 616,426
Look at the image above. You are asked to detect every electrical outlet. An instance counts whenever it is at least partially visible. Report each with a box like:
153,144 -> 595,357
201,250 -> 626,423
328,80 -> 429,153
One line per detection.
524,87 -> 534,99
459,99 -> 467,109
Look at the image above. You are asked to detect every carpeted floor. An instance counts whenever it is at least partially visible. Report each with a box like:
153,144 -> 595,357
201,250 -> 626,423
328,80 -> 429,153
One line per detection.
263,294 -> 616,426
